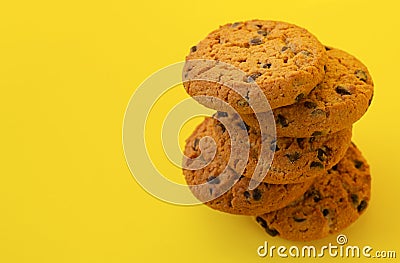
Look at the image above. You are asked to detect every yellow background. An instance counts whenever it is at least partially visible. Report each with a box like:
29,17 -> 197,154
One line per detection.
1,0 -> 399,262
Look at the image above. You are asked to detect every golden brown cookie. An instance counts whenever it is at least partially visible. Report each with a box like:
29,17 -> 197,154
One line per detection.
183,118 -> 314,216
255,143 -> 371,241
183,20 -> 327,114
242,47 -> 374,137
183,112 -> 352,185
195,112 -> 352,184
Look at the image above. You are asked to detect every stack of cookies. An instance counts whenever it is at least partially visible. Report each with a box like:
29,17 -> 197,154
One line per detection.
182,20 -> 374,241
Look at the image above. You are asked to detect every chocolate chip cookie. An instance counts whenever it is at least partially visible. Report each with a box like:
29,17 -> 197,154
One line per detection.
183,113 -> 351,185
255,143 -> 371,241
206,112 -> 351,184
242,47 -> 374,137
183,20 -> 327,114
183,117 -> 314,215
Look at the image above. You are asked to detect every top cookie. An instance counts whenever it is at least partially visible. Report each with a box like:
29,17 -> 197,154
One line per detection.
184,20 -> 327,114
242,47 -> 374,137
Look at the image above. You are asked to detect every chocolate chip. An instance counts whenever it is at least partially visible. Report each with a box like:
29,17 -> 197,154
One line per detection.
244,191 -> 250,199
368,93 -> 374,106
249,37 -> 263,45
324,65 -> 327,71
301,50 -> 311,56
294,217 -> 306,222
244,77 -> 253,83
331,164 -> 338,171
250,72 -> 262,79
262,63 -> 272,69
295,93 -> 305,102
281,46 -> 289,52
263,182 -> 270,188
206,176 -> 220,184
336,86 -> 352,95
244,90 -> 250,100
311,131 -> 323,137
323,146 -> 332,154
310,161 -> 324,169
237,121 -> 250,131
317,148 -> 328,162
215,111 -> 228,118
325,46 -> 332,51
357,200 -> 368,212
351,194 -> 359,205
190,46 -> 197,53
216,122 -> 226,133
296,138 -> 305,149
311,109 -> 326,116
270,144 -> 279,152
193,138 -> 199,150
237,99 -> 249,107
256,216 -> 267,226
355,69 -> 368,82
270,141 -> 280,152
244,76 -> 252,83
255,24 -> 263,29
257,30 -> 268,36
231,22 -> 241,27
354,160 -> 363,169
322,209 -> 329,216
247,72 -> 262,82
277,114 -> 289,127
304,101 -> 317,109
285,152 -> 301,163
308,189 -> 321,202
252,189 -> 262,201
256,216 -> 279,236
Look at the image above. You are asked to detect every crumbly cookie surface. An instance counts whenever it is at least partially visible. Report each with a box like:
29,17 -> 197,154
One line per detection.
183,118 -> 314,215
255,143 -> 371,241
184,20 -> 327,113
192,113 -> 352,184
241,47 -> 374,137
